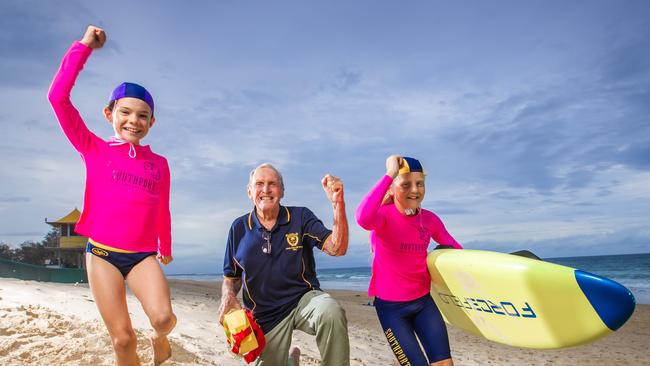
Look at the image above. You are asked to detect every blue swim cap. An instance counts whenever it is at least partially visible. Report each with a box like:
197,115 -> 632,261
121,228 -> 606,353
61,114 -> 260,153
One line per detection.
398,157 -> 424,175
110,82 -> 154,115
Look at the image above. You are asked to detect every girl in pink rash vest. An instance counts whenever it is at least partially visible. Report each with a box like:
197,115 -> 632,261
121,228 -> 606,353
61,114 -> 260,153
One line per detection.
355,155 -> 462,366
48,26 -> 175,366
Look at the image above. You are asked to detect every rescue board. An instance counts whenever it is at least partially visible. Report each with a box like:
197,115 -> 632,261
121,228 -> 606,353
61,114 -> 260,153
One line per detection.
427,249 -> 635,349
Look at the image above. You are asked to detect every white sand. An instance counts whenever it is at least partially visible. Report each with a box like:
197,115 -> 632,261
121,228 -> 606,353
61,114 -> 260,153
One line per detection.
1,278 -> 648,365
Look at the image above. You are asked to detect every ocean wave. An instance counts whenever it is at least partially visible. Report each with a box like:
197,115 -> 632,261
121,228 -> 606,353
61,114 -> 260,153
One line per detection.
349,275 -> 371,279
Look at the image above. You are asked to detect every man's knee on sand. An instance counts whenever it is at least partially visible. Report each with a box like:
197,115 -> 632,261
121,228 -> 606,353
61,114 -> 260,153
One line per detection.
317,298 -> 348,329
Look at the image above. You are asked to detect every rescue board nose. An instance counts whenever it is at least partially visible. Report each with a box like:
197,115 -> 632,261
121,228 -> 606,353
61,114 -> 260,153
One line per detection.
574,270 -> 636,331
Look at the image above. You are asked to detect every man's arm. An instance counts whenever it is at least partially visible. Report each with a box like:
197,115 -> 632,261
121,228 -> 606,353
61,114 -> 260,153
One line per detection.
321,175 -> 349,256
218,277 -> 243,324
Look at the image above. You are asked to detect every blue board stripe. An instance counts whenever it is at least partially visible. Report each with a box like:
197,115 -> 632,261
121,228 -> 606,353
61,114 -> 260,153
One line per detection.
574,270 -> 636,331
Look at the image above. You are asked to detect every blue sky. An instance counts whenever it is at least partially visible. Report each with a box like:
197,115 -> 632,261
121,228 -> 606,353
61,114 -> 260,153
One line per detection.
1,1 -> 648,273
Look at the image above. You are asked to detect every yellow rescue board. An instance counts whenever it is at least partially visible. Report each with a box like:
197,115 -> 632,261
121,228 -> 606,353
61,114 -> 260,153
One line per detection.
427,249 -> 635,349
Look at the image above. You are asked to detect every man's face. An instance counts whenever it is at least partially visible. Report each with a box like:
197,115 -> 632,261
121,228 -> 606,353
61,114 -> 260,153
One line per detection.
247,167 -> 284,212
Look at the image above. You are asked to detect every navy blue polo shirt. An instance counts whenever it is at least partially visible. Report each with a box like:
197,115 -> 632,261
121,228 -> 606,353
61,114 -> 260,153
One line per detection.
223,205 -> 332,333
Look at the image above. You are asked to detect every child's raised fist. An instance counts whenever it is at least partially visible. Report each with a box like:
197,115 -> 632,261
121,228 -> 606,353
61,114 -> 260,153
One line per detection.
80,25 -> 106,49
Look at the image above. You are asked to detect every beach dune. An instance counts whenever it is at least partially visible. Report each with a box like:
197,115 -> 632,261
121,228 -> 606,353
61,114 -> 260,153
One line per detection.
1,278 -> 647,365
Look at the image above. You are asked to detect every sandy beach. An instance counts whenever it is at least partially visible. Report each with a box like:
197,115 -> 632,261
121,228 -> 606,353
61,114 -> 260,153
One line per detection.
1,277 -> 648,365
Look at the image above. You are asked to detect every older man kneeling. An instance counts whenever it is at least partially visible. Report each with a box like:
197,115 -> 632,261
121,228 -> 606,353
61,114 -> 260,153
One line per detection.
218,163 -> 350,366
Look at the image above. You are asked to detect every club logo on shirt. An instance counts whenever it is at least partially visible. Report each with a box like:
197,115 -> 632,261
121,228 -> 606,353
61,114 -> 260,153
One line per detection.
285,233 -> 302,251
91,247 -> 109,257
143,162 -> 161,181
418,226 -> 429,241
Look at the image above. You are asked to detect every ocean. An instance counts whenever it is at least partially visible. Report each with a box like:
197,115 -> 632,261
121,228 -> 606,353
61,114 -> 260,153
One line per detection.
167,252 -> 650,304
546,253 -> 650,304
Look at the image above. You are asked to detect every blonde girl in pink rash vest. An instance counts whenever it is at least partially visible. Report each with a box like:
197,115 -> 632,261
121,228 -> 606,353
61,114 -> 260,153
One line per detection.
355,155 -> 462,366
48,25 -> 175,366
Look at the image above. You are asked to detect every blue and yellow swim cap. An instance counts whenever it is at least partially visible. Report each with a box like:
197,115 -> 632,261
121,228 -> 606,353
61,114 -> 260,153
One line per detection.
398,156 -> 425,175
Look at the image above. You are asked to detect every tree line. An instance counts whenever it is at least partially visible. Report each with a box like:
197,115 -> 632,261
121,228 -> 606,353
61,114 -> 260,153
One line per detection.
0,228 -> 59,266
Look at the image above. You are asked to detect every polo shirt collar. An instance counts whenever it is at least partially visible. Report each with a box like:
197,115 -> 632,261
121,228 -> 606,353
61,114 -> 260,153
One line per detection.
247,205 -> 291,230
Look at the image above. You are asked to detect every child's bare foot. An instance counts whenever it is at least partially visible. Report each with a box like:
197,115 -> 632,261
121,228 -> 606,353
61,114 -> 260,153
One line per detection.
289,346 -> 300,366
150,335 -> 172,365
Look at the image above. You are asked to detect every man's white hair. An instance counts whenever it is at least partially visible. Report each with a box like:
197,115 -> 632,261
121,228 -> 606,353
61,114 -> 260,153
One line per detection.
248,163 -> 285,191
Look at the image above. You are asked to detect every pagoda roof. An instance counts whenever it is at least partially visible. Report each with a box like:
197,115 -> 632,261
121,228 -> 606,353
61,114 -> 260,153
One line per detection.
47,208 -> 81,225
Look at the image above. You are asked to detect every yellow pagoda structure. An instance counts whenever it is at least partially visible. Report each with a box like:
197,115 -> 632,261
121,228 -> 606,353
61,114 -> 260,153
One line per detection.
45,208 -> 87,268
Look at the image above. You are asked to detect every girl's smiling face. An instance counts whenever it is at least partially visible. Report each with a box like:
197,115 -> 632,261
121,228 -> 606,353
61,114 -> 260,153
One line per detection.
390,172 -> 425,214
104,97 -> 155,145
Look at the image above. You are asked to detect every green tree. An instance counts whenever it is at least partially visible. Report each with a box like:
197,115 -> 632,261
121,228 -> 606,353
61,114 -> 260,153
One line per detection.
42,227 -> 60,249
14,241 -> 55,265
0,242 -> 15,260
